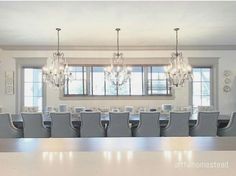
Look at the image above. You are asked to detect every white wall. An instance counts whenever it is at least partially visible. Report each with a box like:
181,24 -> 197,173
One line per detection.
0,49 -> 235,114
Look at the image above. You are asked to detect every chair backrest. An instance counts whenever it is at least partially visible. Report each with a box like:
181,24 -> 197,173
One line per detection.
80,112 -> 105,137
21,113 -> 46,138
138,107 -> 146,112
46,106 -> 54,112
218,112 -> 236,136
0,113 -> 15,137
107,112 -> 131,137
227,112 -> 236,129
74,107 -> 85,113
124,106 -> 134,113
198,106 -> 215,112
165,112 -> 190,136
0,113 -> 12,128
50,113 -> 78,138
111,108 -> 120,112
162,104 -> 172,112
135,112 -> 160,137
195,112 -> 219,136
23,106 -> 39,112
59,104 -> 68,112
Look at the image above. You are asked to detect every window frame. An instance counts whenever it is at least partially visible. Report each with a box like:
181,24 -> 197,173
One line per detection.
62,64 -> 172,98
64,65 -> 87,96
147,65 -> 172,96
15,58 -> 47,114
191,66 -> 213,107
188,57 -> 219,110
22,66 -> 45,112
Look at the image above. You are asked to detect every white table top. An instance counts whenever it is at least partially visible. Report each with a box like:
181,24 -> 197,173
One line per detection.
0,151 -> 234,176
0,138 -> 235,176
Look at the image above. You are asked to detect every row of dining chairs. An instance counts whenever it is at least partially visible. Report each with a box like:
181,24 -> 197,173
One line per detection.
0,111 -> 236,138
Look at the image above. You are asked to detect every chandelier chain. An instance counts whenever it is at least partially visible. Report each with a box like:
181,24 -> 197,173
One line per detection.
174,28 -> 179,56
116,28 -> 120,55
56,28 -> 61,54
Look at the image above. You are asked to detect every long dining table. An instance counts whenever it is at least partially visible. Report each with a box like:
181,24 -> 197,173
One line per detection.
11,113 -> 231,129
1,137 -> 236,176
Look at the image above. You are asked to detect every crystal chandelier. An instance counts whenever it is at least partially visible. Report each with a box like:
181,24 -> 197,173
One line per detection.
42,28 -> 72,89
164,28 -> 192,87
104,28 -> 132,87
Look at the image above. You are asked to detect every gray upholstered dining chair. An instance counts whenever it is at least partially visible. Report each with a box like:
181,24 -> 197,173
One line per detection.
190,112 -> 219,136
161,112 -> 191,137
21,113 -> 50,138
0,113 -> 23,138
218,112 -> 236,136
80,112 -> 105,137
133,112 -> 160,137
107,112 -> 131,137
50,113 -> 79,138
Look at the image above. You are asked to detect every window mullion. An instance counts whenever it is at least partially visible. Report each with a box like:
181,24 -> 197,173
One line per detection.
86,67 -> 91,95
104,71 -> 106,96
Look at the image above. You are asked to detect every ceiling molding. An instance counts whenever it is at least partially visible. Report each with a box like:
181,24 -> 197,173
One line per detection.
1,45 -> 236,51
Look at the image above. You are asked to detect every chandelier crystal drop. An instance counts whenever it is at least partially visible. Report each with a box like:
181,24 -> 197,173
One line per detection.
104,28 -> 132,87
42,28 -> 72,89
164,28 -> 192,87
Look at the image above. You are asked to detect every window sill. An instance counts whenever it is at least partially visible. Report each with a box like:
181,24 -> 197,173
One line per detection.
60,94 -> 175,100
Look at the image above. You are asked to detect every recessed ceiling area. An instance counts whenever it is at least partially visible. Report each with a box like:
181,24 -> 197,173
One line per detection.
0,1 -> 236,49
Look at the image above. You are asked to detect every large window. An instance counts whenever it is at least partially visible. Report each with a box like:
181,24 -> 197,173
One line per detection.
91,66 -> 143,96
192,67 -> 211,107
64,66 -> 86,95
130,67 -> 143,95
91,67 -> 105,95
64,65 -> 171,96
23,68 -> 43,111
148,66 -> 171,95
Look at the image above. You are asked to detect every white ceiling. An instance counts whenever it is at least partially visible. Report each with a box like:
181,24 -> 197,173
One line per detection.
1,1 -> 236,49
